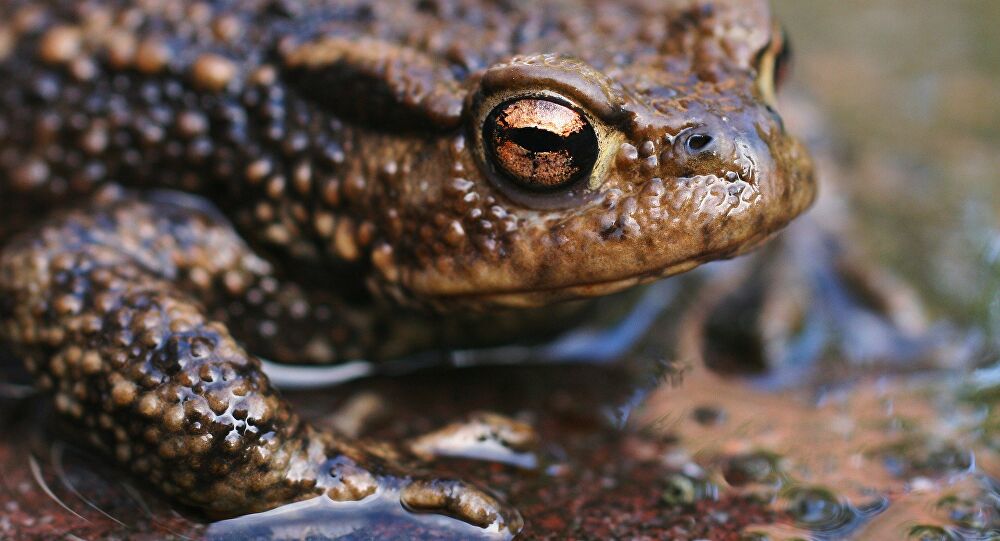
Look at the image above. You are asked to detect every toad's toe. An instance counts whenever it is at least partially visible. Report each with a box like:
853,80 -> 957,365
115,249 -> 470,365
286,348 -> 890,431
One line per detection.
401,478 -> 523,533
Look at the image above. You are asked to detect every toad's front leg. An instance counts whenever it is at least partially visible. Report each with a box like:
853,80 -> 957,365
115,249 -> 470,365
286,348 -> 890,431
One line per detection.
0,188 -> 519,532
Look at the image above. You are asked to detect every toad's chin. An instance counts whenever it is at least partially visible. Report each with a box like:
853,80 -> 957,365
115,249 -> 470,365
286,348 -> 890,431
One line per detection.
471,266 -> 696,308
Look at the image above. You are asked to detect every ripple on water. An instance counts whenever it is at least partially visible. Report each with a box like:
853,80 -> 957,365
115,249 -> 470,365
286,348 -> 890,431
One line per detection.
783,486 -> 887,539
906,524 -> 964,541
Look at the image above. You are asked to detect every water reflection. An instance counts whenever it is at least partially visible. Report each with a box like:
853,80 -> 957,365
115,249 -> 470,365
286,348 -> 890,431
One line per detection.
207,493 -> 509,541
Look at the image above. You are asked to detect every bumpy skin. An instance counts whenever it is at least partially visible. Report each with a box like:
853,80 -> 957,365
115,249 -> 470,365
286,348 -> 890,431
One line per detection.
0,0 -> 814,528
0,188 -> 517,527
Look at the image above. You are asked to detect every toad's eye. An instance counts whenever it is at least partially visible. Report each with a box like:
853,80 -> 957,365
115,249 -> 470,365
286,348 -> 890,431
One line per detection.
483,98 -> 599,191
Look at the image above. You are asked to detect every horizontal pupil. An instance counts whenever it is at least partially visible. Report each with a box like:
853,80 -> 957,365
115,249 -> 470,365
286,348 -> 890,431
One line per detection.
506,127 -> 569,154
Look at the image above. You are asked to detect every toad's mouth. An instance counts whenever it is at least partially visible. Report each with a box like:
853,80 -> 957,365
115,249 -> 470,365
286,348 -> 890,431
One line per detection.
427,230 -> 780,310
432,258 -> 708,310
472,261 -> 702,308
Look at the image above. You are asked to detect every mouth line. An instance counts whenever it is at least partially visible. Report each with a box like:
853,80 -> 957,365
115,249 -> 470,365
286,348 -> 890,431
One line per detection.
436,259 -> 704,308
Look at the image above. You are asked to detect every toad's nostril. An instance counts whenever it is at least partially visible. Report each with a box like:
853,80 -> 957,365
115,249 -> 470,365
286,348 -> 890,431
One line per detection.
685,133 -> 715,154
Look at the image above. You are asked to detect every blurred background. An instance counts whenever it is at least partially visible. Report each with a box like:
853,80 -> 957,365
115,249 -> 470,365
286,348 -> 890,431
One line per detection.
774,0 -> 1000,346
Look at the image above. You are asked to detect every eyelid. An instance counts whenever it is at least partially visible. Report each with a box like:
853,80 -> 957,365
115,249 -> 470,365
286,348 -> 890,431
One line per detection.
477,54 -> 628,125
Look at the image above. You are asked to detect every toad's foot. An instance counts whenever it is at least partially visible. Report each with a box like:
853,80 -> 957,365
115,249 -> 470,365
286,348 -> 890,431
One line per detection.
0,189 -> 520,534
698,215 -> 967,388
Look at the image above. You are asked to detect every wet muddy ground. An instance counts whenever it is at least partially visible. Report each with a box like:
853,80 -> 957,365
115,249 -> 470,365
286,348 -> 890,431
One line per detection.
2,2 -> 1000,540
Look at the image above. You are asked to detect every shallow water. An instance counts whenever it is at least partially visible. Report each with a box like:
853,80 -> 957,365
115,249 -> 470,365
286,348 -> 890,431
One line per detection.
2,2 -> 1000,540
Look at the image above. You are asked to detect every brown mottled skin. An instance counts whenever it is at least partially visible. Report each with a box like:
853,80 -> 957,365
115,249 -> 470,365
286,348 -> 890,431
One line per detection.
0,0 -> 814,532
